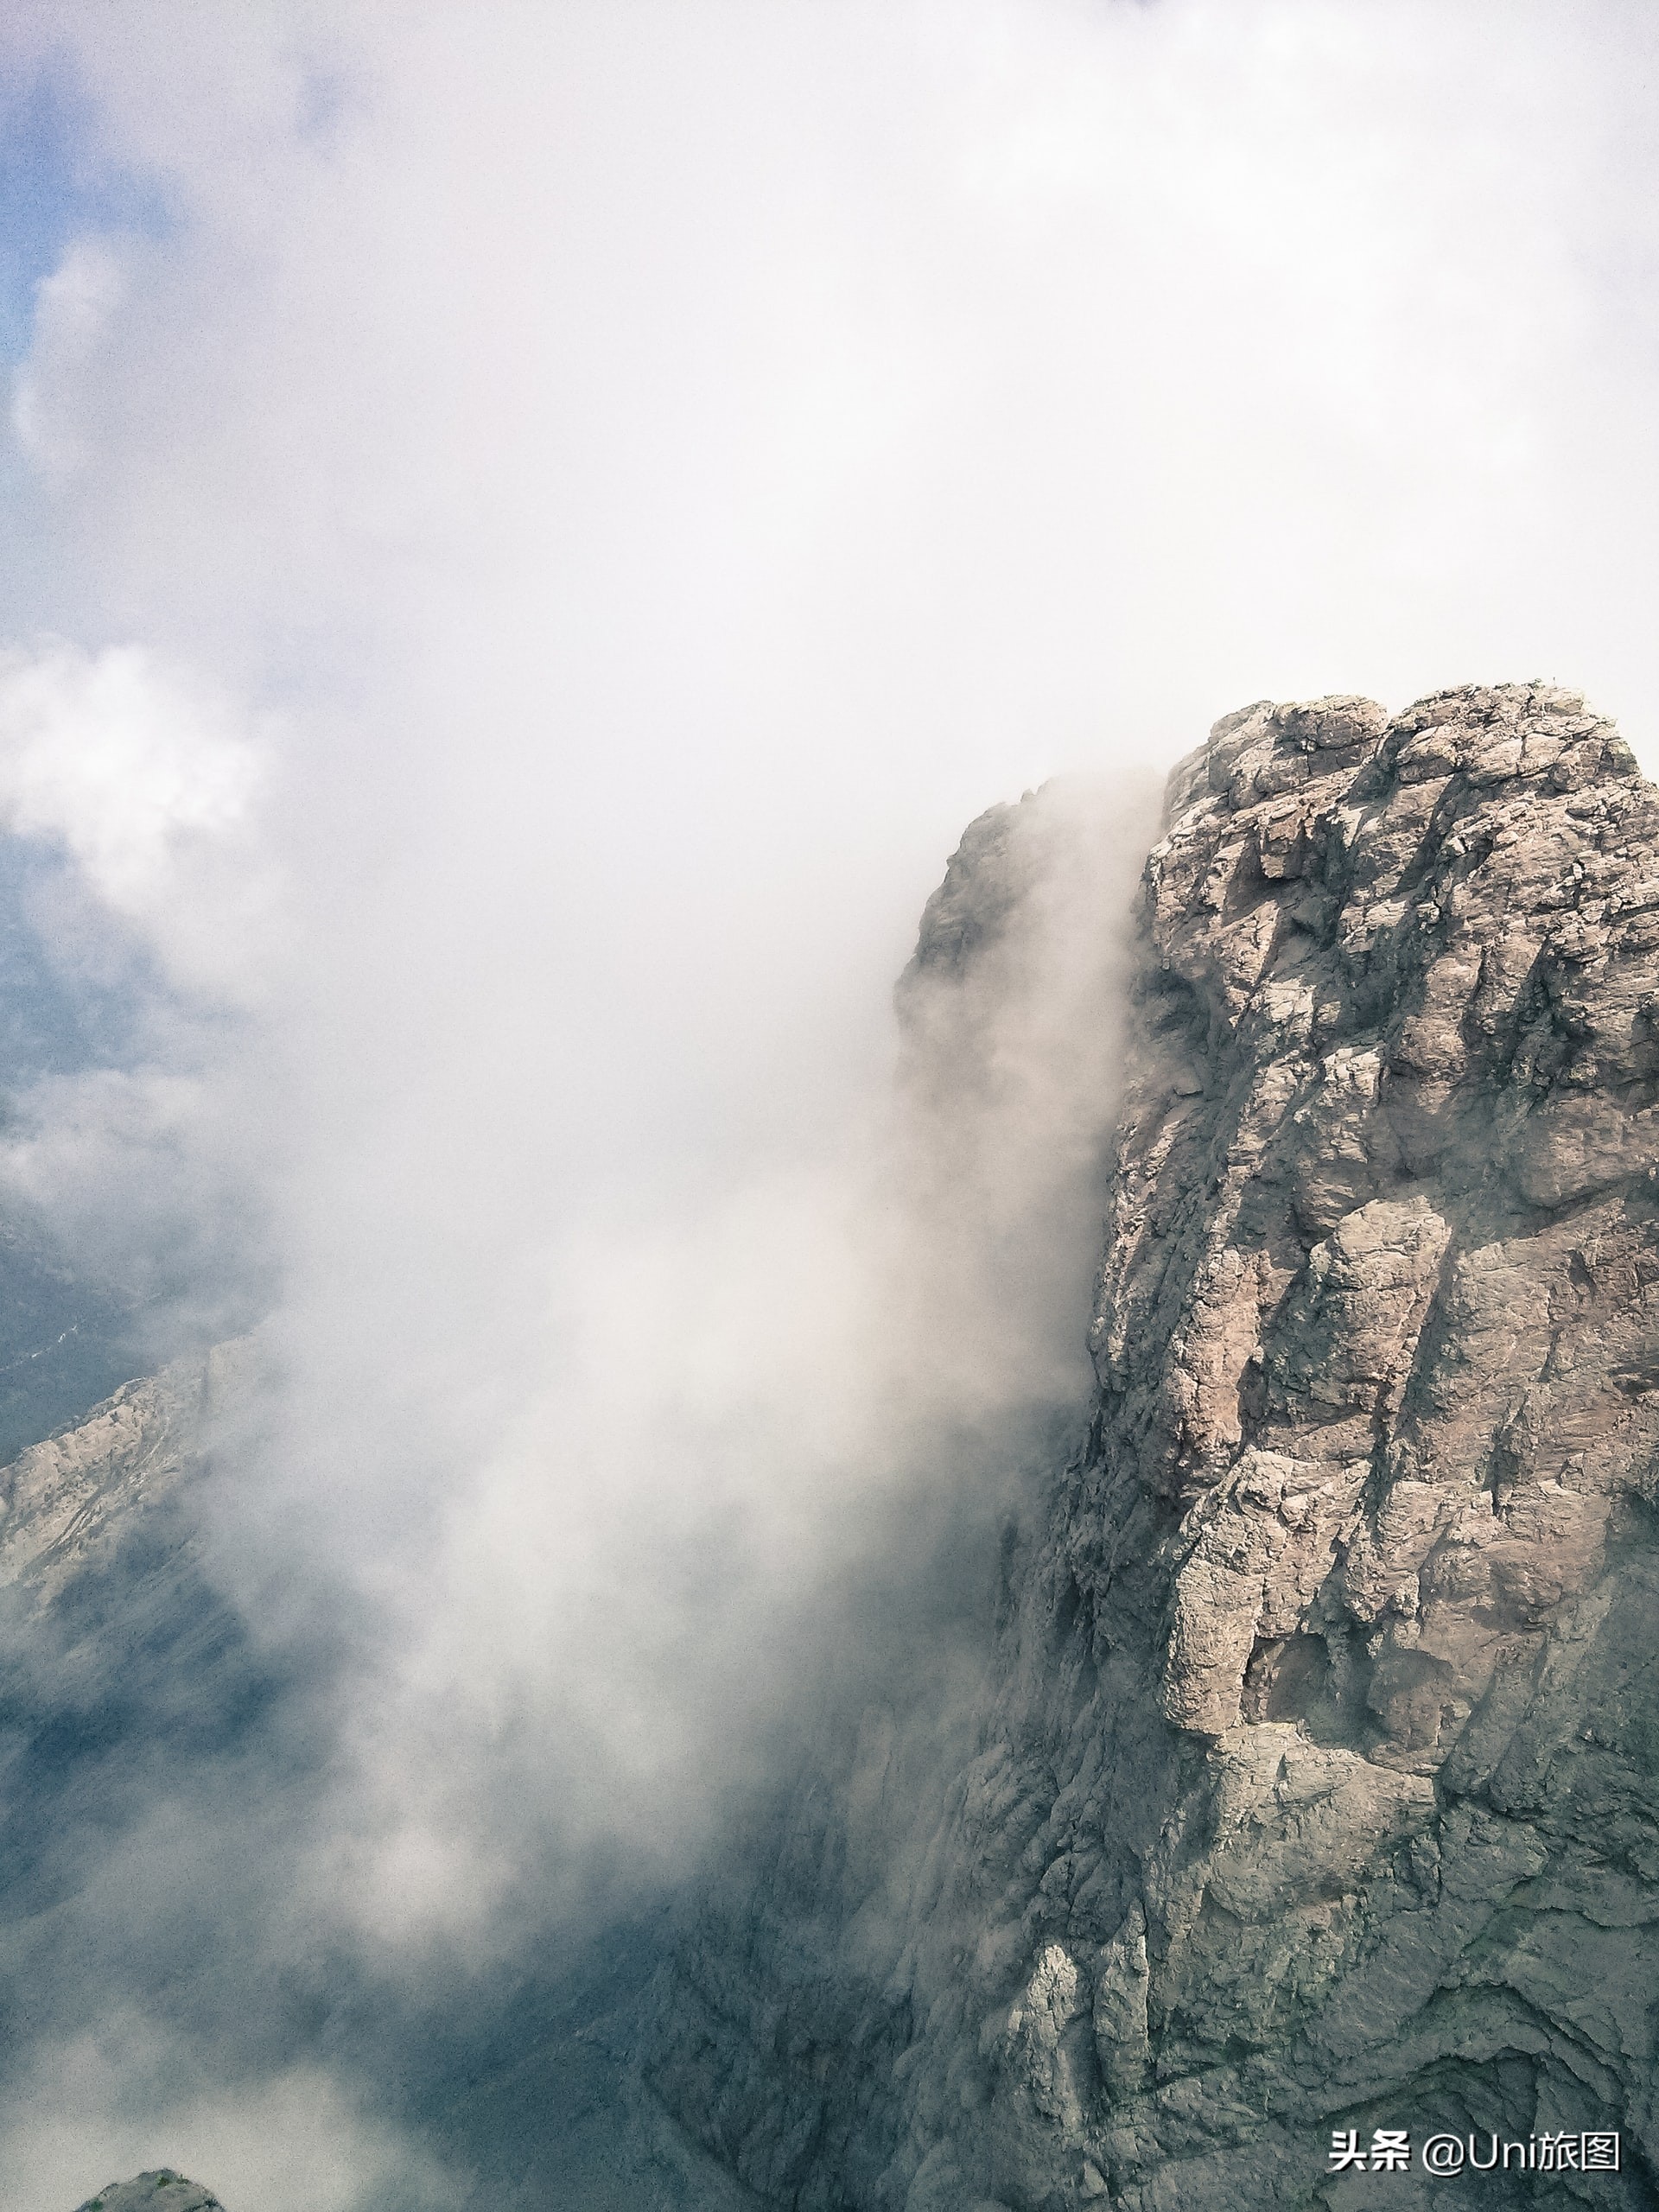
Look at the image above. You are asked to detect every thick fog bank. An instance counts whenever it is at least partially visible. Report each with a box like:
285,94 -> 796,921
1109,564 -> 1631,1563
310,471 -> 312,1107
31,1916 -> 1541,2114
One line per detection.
2,3 -> 1659,2204
0,763 -> 1155,2211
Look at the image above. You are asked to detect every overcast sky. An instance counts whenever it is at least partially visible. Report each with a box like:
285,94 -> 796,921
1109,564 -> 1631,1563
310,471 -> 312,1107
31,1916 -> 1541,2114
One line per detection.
2,4 -> 1658,2206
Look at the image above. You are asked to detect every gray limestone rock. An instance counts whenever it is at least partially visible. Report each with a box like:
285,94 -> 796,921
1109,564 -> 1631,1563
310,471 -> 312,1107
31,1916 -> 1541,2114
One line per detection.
642,684 -> 1659,2208
74,2176 -> 225,2212
0,1358 -> 207,1602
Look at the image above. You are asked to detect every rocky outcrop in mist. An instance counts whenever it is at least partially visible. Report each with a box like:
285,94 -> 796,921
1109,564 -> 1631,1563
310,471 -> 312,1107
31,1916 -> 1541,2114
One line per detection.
0,1349 -> 236,1603
19,682 -> 1659,2212
75,2177 -> 226,2212
642,684 -> 1659,2209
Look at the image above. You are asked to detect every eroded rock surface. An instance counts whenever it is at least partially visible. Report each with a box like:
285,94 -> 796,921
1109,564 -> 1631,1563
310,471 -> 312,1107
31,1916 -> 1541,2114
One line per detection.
0,1355 -> 213,1602
643,685 -> 1659,2209
74,2176 -> 225,2212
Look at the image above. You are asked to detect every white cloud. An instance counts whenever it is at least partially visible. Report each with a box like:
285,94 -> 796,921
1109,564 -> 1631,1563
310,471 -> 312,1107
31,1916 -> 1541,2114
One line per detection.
0,0 -> 1658,2193
10,241 -> 128,474
0,2028 -> 454,2212
0,642 -> 270,997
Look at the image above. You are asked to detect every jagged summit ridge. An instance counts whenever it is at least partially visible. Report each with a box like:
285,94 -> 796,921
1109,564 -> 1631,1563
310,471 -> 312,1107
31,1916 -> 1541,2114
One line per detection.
644,683 -> 1659,2210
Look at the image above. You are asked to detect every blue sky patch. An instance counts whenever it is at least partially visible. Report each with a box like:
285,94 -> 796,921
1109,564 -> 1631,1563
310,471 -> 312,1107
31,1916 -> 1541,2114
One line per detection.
0,63 -> 171,366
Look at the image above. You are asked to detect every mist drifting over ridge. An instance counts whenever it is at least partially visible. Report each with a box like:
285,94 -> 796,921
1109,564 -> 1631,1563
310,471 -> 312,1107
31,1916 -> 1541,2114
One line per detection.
0,3 -> 1658,2205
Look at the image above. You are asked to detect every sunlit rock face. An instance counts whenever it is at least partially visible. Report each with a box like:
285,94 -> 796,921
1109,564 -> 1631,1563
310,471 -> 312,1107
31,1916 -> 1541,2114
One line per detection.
0,1351 -> 233,1603
644,686 -> 1659,2209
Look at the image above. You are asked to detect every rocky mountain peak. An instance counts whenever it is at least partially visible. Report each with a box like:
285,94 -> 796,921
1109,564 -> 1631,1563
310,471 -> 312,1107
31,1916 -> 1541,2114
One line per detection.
645,683 -> 1659,2209
31,683 -> 1659,2210
74,2176 -> 225,2212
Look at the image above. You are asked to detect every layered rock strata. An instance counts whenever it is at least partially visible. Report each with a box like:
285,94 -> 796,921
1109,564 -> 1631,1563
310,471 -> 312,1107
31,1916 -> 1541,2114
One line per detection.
645,685 -> 1659,2209
0,1342 -> 249,1604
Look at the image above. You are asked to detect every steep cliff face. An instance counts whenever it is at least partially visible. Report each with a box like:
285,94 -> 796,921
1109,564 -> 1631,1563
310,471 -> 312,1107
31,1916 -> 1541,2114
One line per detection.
645,685 -> 1659,2209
